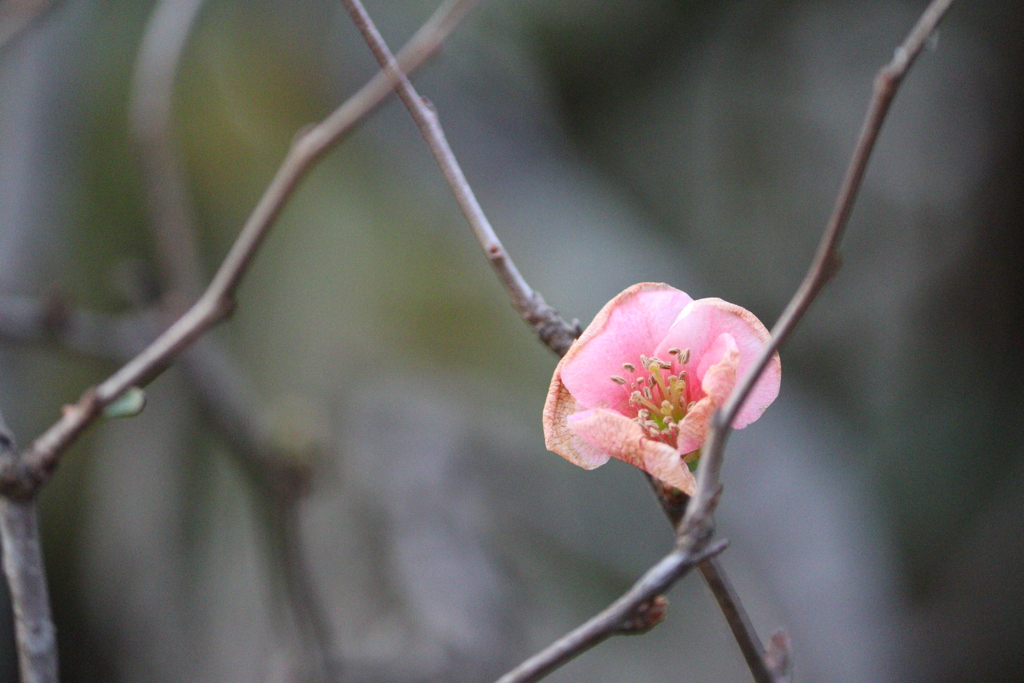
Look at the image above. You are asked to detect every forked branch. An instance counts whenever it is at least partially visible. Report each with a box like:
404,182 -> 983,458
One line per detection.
494,540 -> 729,683
0,4 -> 481,681
0,0 -> 479,500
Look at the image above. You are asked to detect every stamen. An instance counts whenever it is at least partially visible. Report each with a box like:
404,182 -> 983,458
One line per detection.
680,348 -> 691,364
661,400 -> 673,414
622,362 -> 636,373
649,362 -> 670,401
669,347 -> 681,356
632,391 -> 662,415
610,375 -> 627,385
667,376 -> 686,406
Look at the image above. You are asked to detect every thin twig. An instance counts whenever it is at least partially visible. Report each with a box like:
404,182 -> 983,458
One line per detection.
0,292 -> 341,679
698,558 -> 773,683
0,410 -> 57,683
0,0 -> 56,53
131,0 -> 342,674
278,495 -> 341,683
340,0 -> 580,355
474,1 -> 955,681
493,539 -> 729,683
679,0 -> 957,547
659,4 -> 958,680
0,0 -> 478,500
0,292 -> 146,360
129,0 -> 209,305
644,475 -> 777,683
184,339 -> 340,682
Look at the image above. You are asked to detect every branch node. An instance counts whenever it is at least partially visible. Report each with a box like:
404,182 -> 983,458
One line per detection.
521,292 -> 580,356
615,595 -> 668,635
765,630 -> 793,682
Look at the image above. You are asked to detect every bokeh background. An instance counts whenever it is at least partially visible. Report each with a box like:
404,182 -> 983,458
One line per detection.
1,0 -> 1022,681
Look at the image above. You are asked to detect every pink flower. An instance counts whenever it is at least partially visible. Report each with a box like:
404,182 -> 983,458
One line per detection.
542,283 -> 781,494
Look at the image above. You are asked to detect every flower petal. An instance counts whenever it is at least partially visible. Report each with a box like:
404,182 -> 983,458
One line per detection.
560,283 -> 693,414
542,372 -> 611,469
567,408 -> 697,494
676,333 -> 739,453
655,297 -> 780,428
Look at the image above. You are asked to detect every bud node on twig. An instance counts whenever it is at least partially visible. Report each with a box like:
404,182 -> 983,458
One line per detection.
616,596 -> 668,635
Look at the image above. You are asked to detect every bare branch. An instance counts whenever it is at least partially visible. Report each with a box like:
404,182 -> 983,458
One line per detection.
0,410 -> 57,683
698,558 -> 776,683
644,475 -> 778,683
0,0 -> 478,499
0,291 -> 341,678
493,540 -> 729,683
130,1 -> 341,667
0,292 -> 144,360
679,0 -> 957,548
340,0 -> 580,355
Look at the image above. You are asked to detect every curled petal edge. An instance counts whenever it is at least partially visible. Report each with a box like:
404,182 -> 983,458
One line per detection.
676,334 -> 740,454
567,408 -> 697,495
670,298 -> 781,429
542,371 -> 611,469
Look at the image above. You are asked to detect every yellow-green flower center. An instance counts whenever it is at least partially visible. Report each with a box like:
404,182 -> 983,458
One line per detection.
610,348 -> 694,444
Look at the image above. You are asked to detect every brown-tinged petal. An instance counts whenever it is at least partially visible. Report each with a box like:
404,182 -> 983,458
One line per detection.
542,369 -> 611,469
567,408 -> 696,494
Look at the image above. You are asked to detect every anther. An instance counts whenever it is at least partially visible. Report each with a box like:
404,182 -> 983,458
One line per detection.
623,362 -> 636,373
610,375 -> 627,385
680,348 -> 691,364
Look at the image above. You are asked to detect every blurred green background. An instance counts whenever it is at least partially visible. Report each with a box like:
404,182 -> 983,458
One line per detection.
1,0 -> 1022,681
